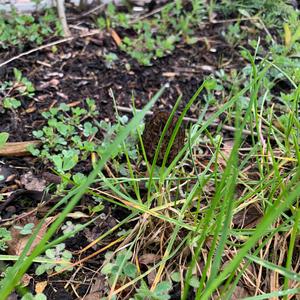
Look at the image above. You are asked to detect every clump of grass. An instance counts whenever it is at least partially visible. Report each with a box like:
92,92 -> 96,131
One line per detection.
90,53 -> 300,299
1,56 -> 300,299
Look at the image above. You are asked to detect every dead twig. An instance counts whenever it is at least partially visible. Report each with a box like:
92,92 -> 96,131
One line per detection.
0,140 -> 41,157
56,0 -> 71,37
80,3 -> 106,17
110,29 -> 122,47
0,30 -> 101,69
129,3 -> 171,25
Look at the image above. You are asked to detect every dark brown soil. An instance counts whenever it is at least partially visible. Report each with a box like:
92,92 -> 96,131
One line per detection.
0,21 -> 243,142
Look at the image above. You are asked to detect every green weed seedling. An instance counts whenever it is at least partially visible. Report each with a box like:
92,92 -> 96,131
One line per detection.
2,97 -> 21,110
61,221 -> 81,237
0,228 -> 12,251
134,280 -> 172,300
30,100 -> 99,173
0,68 -> 35,112
0,132 -> 9,149
101,250 -> 137,286
216,0 -> 293,29
14,223 -> 35,236
51,149 -> 80,174
222,23 -> 246,48
31,99 -> 141,178
35,243 -> 72,275
95,115 -> 140,168
104,52 -> 119,68
0,9 -> 62,50
98,1 -> 205,65
171,271 -> 199,289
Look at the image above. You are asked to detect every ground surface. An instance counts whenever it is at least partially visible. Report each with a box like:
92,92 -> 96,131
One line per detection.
0,1 -> 298,300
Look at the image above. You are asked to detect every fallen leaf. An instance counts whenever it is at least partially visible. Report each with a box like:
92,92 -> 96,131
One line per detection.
218,140 -> 234,168
231,286 -> 251,299
37,94 -> 49,102
67,211 -> 89,219
90,276 -> 105,293
56,92 -> 69,100
110,29 -> 122,46
25,106 -> 36,113
20,171 -> 46,192
84,276 -> 106,299
21,273 -> 32,287
139,253 -> 160,265
233,204 -> 262,228
212,285 -> 250,299
7,215 -> 57,256
35,281 -> 48,294
147,269 -> 156,286
84,292 -> 103,300
38,78 -> 60,89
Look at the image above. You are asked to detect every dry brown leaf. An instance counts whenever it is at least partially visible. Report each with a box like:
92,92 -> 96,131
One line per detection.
67,211 -> 89,219
39,78 -> 60,89
7,215 -> 57,256
233,204 -> 263,228
218,140 -> 234,168
90,276 -> 105,293
139,253 -> 160,265
21,273 -> 32,287
84,292 -> 103,300
110,29 -> 122,46
212,285 -> 250,299
84,276 -> 106,299
20,171 -> 46,192
56,92 -> 69,100
147,269 -> 157,286
25,106 -> 36,113
231,286 -> 251,299
35,281 -> 48,294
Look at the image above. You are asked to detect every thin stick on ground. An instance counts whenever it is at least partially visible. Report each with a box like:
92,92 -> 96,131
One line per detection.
0,30 -> 101,68
56,0 -> 71,37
